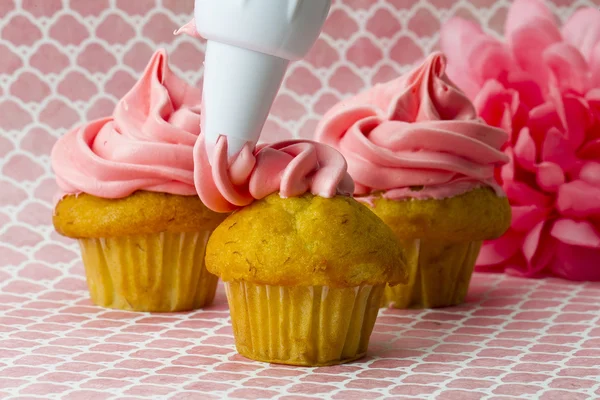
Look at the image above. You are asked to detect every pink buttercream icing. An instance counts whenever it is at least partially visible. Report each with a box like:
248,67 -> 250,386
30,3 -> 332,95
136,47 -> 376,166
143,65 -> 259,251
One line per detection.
52,47 -> 352,214
193,136 -> 355,213
315,52 -> 509,200
174,20 -> 200,38
172,20 -> 354,213
52,49 -> 201,199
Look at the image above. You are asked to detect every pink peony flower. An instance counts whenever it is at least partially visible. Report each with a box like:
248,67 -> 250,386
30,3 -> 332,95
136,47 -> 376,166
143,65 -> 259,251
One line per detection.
441,0 -> 600,281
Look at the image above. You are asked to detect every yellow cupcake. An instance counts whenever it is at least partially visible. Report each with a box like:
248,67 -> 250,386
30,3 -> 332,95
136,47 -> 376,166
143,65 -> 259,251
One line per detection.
50,50 -> 227,312
314,52 -> 513,309
363,187 -> 511,309
54,191 -> 227,312
206,193 -> 407,366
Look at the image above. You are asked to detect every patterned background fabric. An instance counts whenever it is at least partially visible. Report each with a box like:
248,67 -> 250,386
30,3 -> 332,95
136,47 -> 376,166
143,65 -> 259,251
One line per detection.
1,1 -> 600,398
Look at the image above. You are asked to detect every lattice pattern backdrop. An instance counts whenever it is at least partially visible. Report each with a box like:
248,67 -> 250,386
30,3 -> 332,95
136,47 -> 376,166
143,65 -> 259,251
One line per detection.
1,1 -> 600,399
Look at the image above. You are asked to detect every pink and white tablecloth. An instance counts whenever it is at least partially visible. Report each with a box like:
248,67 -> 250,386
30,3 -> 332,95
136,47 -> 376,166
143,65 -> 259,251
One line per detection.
1,273 -> 600,399
1,273 -> 600,400
1,0 -> 600,398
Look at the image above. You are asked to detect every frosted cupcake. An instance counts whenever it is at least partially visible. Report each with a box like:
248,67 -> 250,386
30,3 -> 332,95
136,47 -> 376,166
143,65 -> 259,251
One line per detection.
52,50 -> 227,312
316,52 -> 511,309
196,136 -> 407,366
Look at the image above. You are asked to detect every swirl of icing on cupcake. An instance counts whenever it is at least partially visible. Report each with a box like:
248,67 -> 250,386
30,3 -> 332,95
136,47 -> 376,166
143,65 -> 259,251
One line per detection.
194,136 -> 355,213
315,52 -> 509,200
52,49 -> 201,199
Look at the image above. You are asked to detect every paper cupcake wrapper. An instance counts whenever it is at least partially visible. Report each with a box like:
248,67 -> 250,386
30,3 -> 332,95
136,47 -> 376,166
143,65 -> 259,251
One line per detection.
79,231 -> 218,312
383,239 -> 482,309
224,282 -> 384,366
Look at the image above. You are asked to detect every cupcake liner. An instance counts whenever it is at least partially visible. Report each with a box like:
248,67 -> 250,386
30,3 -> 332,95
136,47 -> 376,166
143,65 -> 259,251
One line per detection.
224,282 -> 384,366
79,231 -> 218,312
383,239 -> 482,309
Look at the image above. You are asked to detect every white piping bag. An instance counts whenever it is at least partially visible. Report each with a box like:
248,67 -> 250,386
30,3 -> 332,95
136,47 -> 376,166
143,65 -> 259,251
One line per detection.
176,0 -> 332,160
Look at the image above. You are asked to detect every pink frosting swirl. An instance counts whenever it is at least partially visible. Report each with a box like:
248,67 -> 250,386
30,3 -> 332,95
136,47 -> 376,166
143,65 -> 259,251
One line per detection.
194,136 -> 355,213
52,49 -> 201,199
315,52 -> 509,200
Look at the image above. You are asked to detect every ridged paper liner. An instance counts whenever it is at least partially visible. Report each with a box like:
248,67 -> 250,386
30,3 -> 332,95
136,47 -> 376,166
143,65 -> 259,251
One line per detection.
383,239 -> 482,309
224,282 -> 384,366
79,231 -> 218,312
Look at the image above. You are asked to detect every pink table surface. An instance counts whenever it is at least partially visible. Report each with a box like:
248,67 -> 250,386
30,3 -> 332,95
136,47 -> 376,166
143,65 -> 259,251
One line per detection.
1,272 -> 600,400
2,0 -> 600,398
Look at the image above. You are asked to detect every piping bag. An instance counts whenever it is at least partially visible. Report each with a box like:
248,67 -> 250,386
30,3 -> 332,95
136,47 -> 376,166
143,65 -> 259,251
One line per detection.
176,0 -> 332,161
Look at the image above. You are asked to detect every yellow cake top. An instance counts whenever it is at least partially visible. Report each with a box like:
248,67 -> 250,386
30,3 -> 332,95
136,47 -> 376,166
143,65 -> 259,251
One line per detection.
205,193 -> 408,288
53,191 -> 227,239
364,187 -> 511,241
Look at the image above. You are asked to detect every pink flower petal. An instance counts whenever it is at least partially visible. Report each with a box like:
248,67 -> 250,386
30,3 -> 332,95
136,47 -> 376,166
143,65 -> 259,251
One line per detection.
511,204 -> 550,232
513,127 -> 537,171
554,94 -> 591,150
541,127 -> 578,172
551,218 -> 600,248
505,0 -> 561,89
578,138 -> 600,159
505,181 -> 551,208
528,102 -> 562,148
543,42 -> 589,94
444,62 -> 481,101
441,18 -> 512,100
522,220 -> 543,262
476,229 -> 522,266
504,71 -> 544,110
551,242 -> 600,281
523,219 -> 556,274
440,18 -> 482,73
579,162 -> 600,185
505,0 -> 557,38
473,80 -> 528,139
586,88 -> 600,127
590,44 -> 600,88
439,19 -> 485,98
536,161 -> 565,192
556,180 -> 600,218
587,87 -> 600,101
500,147 -> 515,185
562,7 -> 600,62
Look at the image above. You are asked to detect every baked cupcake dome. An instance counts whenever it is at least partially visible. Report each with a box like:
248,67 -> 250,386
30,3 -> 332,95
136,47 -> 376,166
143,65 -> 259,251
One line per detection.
54,191 -> 223,239
367,187 -> 510,243
206,193 -> 406,288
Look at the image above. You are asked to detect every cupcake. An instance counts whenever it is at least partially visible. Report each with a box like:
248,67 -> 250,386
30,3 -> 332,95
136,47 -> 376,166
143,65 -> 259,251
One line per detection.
315,52 -> 511,309
52,50 -> 227,312
195,136 -> 407,366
